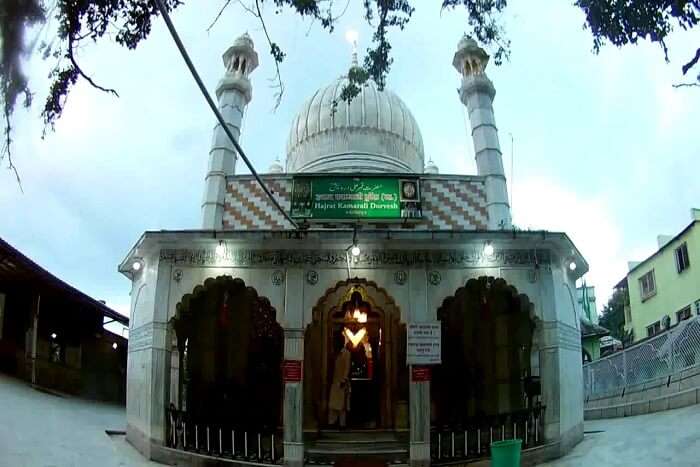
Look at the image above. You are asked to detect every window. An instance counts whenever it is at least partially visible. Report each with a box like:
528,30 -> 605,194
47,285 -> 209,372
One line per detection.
49,341 -> 64,363
624,306 -> 632,325
675,242 -> 690,273
639,270 -> 656,300
646,321 -> 662,337
677,306 -> 692,323
695,300 -> 700,316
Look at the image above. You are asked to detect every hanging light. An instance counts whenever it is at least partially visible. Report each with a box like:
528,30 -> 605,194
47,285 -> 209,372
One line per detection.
50,333 -> 57,339
216,240 -> 226,256
348,229 -> 361,257
112,342 -> 118,350
132,260 -> 142,272
569,261 -> 577,271
484,240 -> 494,256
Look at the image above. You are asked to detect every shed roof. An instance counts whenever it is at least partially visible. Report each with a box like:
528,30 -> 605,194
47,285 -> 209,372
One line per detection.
0,237 -> 128,326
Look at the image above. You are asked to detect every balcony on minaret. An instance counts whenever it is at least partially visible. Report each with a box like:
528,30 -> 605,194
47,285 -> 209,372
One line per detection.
217,33 -> 258,102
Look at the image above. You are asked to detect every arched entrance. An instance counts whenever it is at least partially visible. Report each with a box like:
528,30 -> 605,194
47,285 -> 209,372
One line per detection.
303,279 -> 408,432
432,276 -> 538,428
170,276 -> 284,430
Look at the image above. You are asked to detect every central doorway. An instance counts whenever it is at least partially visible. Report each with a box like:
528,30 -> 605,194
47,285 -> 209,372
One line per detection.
304,279 -> 408,432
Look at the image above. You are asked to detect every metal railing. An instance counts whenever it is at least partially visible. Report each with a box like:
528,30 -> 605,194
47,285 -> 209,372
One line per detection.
166,408 -> 282,464
431,406 -> 545,464
584,315 -> 700,399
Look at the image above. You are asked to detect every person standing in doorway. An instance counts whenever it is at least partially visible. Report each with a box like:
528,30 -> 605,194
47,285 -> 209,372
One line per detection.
328,341 -> 352,427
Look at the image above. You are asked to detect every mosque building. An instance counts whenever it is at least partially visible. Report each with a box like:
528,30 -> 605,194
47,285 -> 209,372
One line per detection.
120,32 -> 587,466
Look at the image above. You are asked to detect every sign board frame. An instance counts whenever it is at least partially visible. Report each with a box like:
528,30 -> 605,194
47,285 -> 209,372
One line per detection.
406,322 -> 441,365
290,175 -> 422,221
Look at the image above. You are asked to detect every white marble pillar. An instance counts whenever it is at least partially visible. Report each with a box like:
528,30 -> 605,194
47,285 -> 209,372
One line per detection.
408,269 -> 431,467
283,269 -> 305,467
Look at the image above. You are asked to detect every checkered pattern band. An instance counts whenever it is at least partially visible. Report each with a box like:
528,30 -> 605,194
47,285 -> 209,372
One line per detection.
222,175 -> 488,230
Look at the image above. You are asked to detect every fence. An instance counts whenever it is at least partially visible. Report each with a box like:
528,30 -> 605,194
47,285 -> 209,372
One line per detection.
166,407 -> 282,464
583,316 -> 700,399
431,406 -> 545,464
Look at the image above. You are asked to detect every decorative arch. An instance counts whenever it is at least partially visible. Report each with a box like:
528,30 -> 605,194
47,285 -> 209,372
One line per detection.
304,277 -> 408,431
170,275 -> 283,430
433,276 -> 538,428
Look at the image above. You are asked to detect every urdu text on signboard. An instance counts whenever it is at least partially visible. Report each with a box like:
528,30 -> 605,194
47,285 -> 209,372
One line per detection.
290,176 -> 422,221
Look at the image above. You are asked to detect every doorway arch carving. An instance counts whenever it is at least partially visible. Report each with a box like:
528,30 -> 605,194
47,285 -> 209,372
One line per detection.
432,276 -> 539,428
170,275 -> 283,430
303,278 -> 408,431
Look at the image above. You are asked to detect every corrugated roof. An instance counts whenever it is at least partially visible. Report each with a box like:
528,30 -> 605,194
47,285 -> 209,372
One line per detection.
0,237 -> 128,326
580,317 -> 610,338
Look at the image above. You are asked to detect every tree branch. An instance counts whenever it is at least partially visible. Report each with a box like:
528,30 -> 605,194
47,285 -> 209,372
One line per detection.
682,47 -> 700,75
2,104 -> 23,192
254,0 -> 284,110
207,0 -> 233,32
67,37 -> 119,97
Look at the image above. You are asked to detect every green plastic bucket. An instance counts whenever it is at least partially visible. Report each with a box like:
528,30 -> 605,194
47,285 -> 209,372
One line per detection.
490,439 -> 522,467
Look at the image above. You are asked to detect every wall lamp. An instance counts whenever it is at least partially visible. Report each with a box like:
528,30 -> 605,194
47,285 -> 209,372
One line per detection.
216,240 -> 226,256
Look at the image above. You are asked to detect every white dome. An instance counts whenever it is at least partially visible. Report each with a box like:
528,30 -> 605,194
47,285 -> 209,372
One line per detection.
286,77 -> 424,173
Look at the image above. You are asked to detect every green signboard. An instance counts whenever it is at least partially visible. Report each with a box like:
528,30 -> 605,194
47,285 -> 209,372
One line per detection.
290,176 -> 422,220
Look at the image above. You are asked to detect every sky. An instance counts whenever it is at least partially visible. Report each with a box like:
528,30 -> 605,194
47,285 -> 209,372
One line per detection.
1,1 -> 699,321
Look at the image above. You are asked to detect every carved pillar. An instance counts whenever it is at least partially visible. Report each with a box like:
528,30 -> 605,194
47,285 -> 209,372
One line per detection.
283,269 -> 305,467
409,269 -> 431,467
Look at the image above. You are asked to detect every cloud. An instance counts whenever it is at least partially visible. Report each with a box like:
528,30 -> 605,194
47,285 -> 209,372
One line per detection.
512,175 -> 627,312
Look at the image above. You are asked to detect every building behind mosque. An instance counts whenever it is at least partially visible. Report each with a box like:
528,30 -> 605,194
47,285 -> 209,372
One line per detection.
120,33 -> 588,466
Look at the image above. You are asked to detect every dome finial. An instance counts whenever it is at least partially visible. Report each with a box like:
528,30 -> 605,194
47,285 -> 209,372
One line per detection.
345,29 -> 360,67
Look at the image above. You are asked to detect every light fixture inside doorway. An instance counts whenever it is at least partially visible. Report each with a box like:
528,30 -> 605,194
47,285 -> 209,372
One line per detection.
484,240 -> 494,256
569,261 -> 577,271
344,327 -> 367,347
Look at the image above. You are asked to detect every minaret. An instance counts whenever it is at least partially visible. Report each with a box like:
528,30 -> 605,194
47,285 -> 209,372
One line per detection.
201,33 -> 258,229
453,35 -> 511,229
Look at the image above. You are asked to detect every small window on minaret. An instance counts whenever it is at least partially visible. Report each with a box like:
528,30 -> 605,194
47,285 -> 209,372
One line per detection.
233,57 -> 240,72
241,59 -> 247,74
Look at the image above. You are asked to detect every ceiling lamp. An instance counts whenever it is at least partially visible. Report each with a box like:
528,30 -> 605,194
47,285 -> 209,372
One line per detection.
353,309 -> 368,323
484,240 -> 494,256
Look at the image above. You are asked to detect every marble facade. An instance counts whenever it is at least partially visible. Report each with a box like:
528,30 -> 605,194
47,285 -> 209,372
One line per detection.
120,229 -> 586,465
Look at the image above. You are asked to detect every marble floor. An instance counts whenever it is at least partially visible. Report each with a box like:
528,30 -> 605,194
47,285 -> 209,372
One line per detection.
2,371 -> 700,467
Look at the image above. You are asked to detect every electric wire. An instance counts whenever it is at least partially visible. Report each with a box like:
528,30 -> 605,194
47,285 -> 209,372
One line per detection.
152,0 -> 298,229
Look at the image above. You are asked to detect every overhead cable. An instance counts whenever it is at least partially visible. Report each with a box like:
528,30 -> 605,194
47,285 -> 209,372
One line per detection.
152,0 -> 298,229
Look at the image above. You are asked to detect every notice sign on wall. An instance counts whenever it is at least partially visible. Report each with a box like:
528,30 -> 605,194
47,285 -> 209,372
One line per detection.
290,176 -> 422,220
282,360 -> 302,382
407,322 -> 441,365
411,366 -> 432,382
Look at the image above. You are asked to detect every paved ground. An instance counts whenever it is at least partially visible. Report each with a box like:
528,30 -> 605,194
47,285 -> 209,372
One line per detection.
0,373 -> 161,467
2,372 -> 700,466
540,402 -> 700,467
